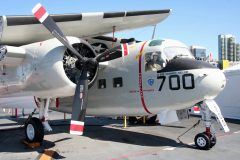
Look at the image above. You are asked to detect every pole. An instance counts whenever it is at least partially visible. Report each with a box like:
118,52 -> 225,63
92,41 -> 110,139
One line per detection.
143,116 -> 146,125
124,115 -> 127,128
64,113 -> 66,121
15,108 -> 18,118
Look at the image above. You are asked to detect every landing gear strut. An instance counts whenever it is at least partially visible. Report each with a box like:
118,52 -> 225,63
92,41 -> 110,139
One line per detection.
194,100 -> 223,150
24,97 -> 55,143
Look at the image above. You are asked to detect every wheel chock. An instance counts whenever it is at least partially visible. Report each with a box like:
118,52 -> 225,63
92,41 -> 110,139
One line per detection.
22,139 -> 41,149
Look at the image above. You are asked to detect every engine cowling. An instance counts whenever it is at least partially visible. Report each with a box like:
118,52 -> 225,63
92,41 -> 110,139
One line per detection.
63,39 -> 99,88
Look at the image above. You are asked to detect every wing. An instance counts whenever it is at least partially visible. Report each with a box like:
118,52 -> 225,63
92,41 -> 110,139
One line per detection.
0,9 -> 171,45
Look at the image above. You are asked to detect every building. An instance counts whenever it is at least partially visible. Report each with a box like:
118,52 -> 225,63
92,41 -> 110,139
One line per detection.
190,45 -> 206,60
218,34 -> 238,61
236,43 -> 240,61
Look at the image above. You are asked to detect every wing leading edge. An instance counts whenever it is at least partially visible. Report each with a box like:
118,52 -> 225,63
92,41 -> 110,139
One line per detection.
0,9 -> 171,45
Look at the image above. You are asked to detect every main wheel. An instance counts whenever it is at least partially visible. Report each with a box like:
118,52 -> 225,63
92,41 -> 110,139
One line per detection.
194,133 -> 211,150
25,117 -> 44,143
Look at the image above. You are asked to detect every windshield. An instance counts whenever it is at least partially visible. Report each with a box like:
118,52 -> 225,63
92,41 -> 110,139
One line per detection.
163,47 -> 194,60
149,40 -> 164,47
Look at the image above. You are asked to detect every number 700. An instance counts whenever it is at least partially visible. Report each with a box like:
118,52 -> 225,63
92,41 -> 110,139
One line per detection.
157,74 -> 195,91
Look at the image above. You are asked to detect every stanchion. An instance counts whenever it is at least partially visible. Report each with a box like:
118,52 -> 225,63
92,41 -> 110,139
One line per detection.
124,115 -> 127,128
15,108 -> 18,118
64,113 -> 66,121
143,116 -> 146,125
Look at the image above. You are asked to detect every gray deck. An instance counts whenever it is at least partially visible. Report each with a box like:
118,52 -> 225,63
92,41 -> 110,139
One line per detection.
0,110 -> 240,160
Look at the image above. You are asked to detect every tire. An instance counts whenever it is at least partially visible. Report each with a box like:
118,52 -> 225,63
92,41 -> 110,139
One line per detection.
25,117 -> 44,143
194,133 -> 211,150
203,132 -> 217,148
210,134 -> 217,148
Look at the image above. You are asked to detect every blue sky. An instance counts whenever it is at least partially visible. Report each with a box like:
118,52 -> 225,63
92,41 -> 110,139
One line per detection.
0,0 -> 239,60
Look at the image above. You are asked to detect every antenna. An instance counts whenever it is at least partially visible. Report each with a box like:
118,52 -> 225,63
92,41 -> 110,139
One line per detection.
152,24 -> 157,40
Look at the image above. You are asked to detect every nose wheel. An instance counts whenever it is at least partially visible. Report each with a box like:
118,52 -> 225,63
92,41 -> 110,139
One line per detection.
195,132 -> 210,150
194,100 -> 223,150
194,131 -> 216,150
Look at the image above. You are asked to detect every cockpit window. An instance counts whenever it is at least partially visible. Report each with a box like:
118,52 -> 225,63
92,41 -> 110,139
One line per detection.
149,40 -> 164,47
163,47 -> 194,60
145,51 -> 166,72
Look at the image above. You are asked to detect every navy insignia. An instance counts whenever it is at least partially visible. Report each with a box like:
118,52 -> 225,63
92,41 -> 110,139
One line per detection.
147,79 -> 154,86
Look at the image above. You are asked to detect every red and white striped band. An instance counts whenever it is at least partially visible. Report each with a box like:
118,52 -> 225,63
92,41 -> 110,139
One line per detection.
193,106 -> 200,114
121,43 -> 129,57
32,3 -> 49,23
70,120 -> 84,135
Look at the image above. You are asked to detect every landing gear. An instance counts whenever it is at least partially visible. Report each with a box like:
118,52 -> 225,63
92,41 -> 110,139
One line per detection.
194,101 -> 219,150
35,97 -> 53,131
194,131 -> 216,150
25,117 -> 44,143
23,97 -> 55,143
178,100 -> 228,150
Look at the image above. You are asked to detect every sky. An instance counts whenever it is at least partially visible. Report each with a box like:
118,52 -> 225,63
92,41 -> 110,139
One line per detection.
0,0 -> 239,60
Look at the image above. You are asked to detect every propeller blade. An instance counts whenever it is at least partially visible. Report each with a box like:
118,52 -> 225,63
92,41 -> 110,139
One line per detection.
70,69 -> 88,135
32,3 -> 85,61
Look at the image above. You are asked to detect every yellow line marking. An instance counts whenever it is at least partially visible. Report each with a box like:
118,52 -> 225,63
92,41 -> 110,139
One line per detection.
39,150 -> 55,160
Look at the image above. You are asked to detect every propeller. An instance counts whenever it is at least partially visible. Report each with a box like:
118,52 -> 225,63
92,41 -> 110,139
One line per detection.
32,3 -> 122,135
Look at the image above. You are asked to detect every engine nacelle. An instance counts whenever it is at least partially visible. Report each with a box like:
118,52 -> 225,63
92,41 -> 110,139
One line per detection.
0,37 -> 98,98
29,37 -> 98,98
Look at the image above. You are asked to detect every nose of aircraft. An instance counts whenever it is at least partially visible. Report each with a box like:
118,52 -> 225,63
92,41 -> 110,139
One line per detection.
198,66 -> 226,99
187,60 -> 226,100
158,58 -> 226,99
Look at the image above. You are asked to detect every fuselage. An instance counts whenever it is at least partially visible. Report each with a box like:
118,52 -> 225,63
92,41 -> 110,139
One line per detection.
86,40 -> 226,116
0,39 -> 226,116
